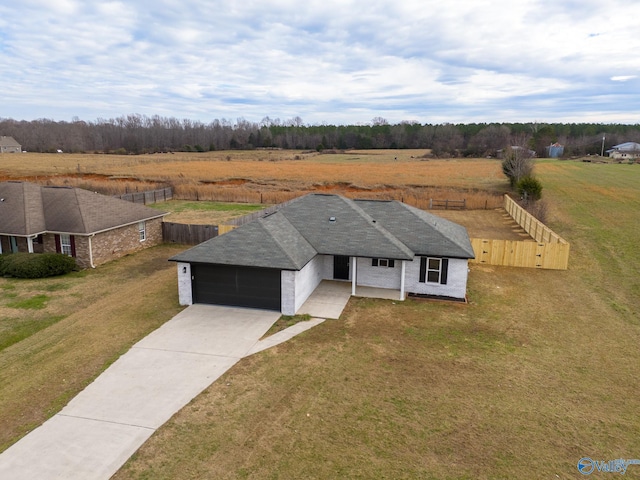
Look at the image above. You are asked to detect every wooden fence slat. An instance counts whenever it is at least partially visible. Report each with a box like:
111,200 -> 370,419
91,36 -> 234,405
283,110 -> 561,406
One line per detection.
115,187 -> 172,205
162,222 -> 218,245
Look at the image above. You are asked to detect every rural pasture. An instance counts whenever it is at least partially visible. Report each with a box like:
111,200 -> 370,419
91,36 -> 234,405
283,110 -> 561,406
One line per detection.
0,154 -> 638,478
0,150 -> 506,209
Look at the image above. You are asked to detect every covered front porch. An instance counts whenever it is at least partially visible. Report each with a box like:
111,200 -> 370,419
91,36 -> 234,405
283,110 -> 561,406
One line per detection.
295,280 -> 402,319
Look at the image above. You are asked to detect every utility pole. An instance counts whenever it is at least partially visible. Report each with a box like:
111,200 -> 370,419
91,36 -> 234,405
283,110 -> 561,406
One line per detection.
601,135 -> 605,157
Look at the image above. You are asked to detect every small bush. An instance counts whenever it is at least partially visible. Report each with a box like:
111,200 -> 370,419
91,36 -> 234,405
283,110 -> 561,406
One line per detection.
526,199 -> 549,223
516,175 -> 543,201
0,253 -> 77,279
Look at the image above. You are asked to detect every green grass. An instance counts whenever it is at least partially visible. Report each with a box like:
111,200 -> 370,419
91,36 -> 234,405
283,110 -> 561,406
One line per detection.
6,294 -> 49,310
262,313 -> 313,338
0,315 -> 65,351
149,200 -> 264,214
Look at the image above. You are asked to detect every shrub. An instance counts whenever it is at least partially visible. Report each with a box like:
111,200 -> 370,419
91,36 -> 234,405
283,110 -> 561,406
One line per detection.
525,199 -> 549,223
516,175 -> 543,201
0,253 -> 77,279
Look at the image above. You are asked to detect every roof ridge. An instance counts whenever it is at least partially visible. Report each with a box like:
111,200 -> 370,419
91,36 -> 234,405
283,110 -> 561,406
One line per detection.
398,202 -> 475,256
341,196 -> 414,258
71,188 -> 89,233
259,213 -> 314,269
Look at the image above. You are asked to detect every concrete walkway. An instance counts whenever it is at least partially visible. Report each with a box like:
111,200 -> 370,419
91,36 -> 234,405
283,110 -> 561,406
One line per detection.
0,305 -> 280,480
0,282 -> 370,479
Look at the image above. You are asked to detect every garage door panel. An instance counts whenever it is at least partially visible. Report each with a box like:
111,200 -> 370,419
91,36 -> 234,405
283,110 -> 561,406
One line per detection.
192,264 -> 281,311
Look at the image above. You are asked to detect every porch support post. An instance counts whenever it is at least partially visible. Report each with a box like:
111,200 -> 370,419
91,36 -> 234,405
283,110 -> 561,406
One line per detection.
0,237 -> 3,254
400,260 -> 406,300
351,256 -> 357,296
27,236 -> 34,253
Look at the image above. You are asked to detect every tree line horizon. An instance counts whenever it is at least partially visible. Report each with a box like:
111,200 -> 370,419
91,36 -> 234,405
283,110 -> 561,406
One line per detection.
2,115 -> 639,158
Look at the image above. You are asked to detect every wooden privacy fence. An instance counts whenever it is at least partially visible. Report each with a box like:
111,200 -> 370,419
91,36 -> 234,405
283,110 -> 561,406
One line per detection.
469,195 -> 570,270
115,187 -> 173,205
429,198 -> 466,210
163,222 -> 218,245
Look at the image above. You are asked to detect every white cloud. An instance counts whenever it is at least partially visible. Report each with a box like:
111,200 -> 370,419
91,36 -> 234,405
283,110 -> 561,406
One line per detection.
1,0 -> 639,123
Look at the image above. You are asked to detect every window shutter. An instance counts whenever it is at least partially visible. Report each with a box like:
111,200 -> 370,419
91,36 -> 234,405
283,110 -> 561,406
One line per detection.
389,259 -> 395,268
372,258 -> 378,267
70,236 -> 76,257
55,234 -> 61,254
419,257 -> 426,283
440,258 -> 449,285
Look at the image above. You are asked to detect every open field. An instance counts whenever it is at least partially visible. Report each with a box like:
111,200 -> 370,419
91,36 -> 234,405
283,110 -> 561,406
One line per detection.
0,150 -> 507,209
1,159 -> 638,478
111,160 -> 639,479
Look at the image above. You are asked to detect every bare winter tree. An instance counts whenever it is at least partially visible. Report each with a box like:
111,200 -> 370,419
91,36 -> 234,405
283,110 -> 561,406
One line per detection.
501,146 -> 534,187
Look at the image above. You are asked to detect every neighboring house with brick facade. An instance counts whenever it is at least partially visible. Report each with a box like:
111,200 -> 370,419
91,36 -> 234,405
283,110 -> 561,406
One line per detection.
0,181 -> 166,268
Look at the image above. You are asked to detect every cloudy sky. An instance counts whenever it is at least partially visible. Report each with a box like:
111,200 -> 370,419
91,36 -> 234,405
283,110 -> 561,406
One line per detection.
2,0 -> 639,125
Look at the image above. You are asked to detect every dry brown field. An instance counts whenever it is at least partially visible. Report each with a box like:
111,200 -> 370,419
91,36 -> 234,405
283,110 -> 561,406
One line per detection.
0,150 -> 507,209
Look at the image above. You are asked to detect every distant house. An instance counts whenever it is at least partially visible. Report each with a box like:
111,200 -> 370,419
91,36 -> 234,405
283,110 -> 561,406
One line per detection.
0,136 -> 21,153
0,182 -> 167,268
497,146 -> 536,159
546,143 -> 564,158
607,142 -> 640,159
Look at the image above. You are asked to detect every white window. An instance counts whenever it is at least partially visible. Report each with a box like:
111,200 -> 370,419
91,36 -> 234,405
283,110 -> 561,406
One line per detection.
419,257 -> 448,284
60,234 -> 72,256
371,258 -> 395,268
138,221 -> 146,242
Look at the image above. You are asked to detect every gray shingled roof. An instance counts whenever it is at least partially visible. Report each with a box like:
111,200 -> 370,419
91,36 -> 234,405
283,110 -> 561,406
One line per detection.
0,181 -> 166,236
171,193 -> 474,269
171,213 -> 316,269
0,136 -> 21,147
354,199 -> 475,259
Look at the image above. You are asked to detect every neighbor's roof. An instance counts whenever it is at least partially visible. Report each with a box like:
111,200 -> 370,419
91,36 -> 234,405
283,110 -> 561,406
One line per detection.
0,181 -> 167,236
0,136 -> 20,147
170,193 -> 474,269
612,142 -> 640,151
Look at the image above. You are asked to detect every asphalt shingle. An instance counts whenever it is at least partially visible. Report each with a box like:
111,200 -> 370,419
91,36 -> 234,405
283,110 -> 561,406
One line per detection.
171,193 -> 475,269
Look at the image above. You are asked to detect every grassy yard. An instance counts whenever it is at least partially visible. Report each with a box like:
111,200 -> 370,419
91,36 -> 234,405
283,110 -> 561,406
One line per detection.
110,161 -> 639,479
0,244 -> 185,452
149,200 -> 265,225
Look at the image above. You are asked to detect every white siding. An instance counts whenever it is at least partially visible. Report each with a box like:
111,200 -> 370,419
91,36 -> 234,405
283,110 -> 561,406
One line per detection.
177,262 -> 193,305
355,257 -> 402,289
404,257 -> 469,300
281,270 -> 296,315
281,255 -> 325,315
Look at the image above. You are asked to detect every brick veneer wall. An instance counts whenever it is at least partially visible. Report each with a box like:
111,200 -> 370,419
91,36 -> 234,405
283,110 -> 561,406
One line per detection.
86,218 -> 164,267
41,217 -> 164,269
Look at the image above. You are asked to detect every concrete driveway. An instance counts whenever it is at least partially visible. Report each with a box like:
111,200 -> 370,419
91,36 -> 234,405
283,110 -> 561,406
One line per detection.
0,305 -> 280,480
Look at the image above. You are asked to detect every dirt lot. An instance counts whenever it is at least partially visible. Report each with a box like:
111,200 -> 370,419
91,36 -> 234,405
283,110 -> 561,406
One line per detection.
436,208 -> 532,240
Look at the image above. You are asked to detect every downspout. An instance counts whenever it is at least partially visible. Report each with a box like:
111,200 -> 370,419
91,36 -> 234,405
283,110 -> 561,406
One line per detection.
88,234 -> 96,268
351,256 -> 357,296
400,260 -> 406,301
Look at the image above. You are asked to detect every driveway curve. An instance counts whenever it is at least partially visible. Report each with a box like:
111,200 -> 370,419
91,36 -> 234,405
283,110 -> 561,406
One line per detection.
0,305 -> 280,480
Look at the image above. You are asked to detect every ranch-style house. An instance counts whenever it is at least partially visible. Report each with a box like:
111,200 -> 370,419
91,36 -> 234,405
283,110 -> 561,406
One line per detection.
171,193 -> 475,315
0,181 -> 166,268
